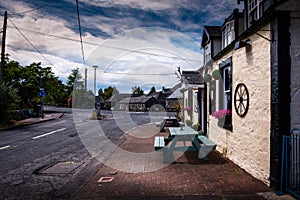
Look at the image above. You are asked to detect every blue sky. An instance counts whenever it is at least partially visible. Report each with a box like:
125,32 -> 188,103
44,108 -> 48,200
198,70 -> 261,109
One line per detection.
0,0 -> 243,93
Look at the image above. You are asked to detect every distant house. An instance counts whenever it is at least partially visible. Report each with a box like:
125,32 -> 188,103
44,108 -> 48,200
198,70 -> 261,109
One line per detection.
118,91 -> 167,112
105,93 -> 139,110
200,0 -> 300,196
181,71 -> 205,131
118,96 -> 155,112
166,84 -> 183,112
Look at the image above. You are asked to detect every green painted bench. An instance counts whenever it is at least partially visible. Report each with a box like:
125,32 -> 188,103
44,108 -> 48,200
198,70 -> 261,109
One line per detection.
197,135 -> 217,160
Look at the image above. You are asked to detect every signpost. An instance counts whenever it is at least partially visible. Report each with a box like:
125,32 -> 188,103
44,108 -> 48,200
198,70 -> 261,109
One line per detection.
39,88 -> 46,119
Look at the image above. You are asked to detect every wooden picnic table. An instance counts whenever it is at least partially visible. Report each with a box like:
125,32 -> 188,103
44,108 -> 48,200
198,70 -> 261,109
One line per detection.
154,126 -> 216,163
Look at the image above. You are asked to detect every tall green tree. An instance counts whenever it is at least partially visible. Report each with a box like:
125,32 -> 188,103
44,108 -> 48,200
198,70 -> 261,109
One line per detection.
104,86 -> 119,100
66,68 -> 82,97
3,59 -> 67,108
0,83 -> 20,124
132,86 -> 144,95
148,86 -> 156,94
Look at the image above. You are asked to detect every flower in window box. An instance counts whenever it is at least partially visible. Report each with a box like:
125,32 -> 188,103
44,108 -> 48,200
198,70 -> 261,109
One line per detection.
212,69 -> 222,80
183,106 -> 191,111
212,109 -> 231,119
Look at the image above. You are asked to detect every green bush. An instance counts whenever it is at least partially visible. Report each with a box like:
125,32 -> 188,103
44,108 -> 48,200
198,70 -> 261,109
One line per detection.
192,123 -> 201,131
0,83 -> 20,125
185,119 -> 193,127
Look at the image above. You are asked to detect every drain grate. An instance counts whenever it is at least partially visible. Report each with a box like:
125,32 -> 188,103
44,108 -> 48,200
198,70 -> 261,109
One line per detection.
38,161 -> 83,175
130,164 -> 145,173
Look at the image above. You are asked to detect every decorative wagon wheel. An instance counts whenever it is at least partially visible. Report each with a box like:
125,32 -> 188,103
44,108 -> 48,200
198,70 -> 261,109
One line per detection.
234,83 -> 249,117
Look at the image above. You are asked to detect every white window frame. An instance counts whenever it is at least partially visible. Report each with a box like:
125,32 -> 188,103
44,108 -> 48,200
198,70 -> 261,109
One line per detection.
222,21 -> 235,48
204,43 -> 211,65
222,66 -> 231,110
194,91 -> 198,113
248,0 -> 264,25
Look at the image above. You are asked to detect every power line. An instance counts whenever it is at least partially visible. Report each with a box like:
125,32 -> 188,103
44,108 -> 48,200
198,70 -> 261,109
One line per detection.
7,0 -> 58,16
7,26 -> 202,64
8,18 -> 65,75
102,71 -> 175,76
75,0 -> 85,65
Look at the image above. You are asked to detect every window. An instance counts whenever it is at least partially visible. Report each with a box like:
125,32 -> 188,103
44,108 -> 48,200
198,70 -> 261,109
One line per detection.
194,92 -> 198,113
248,0 -> 265,25
204,43 -> 211,65
222,66 -> 232,110
219,58 -> 232,131
222,21 -> 235,48
209,81 -> 216,115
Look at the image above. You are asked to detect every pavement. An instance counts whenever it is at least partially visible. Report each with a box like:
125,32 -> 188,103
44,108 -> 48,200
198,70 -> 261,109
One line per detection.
71,123 -> 296,200
0,112 -> 64,131
1,113 -> 295,200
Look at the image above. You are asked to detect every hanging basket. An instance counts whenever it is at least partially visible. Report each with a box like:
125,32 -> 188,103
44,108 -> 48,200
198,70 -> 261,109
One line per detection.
212,69 -> 222,80
203,74 -> 212,83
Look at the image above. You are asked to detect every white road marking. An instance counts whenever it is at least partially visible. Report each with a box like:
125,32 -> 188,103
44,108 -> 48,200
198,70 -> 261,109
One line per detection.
0,145 -> 10,150
32,128 -> 66,140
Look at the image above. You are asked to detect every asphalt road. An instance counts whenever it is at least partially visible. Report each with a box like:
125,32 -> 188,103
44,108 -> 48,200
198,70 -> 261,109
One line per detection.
0,107 -> 169,199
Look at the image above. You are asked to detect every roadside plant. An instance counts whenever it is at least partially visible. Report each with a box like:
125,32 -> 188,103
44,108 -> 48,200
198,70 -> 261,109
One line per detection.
0,83 -> 20,125
192,123 -> 201,131
174,102 -> 181,121
185,119 -> 193,127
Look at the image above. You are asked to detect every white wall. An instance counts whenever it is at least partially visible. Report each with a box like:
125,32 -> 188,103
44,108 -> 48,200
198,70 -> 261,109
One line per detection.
207,24 -> 271,185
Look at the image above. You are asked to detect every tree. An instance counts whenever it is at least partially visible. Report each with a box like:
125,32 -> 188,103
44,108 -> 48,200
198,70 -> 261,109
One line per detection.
132,86 -> 144,95
99,86 -> 119,100
66,68 -> 82,97
3,59 -> 68,108
148,86 -> 156,94
0,83 -> 20,124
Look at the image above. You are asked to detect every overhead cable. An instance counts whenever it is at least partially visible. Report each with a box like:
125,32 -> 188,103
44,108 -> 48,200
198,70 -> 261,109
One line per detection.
7,26 -> 202,64
8,18 -> 65,74
7,0 -> 58,16
75,0 -> 85,65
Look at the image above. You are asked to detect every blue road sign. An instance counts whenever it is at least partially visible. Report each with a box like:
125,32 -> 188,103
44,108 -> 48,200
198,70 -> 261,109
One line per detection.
39,89 -> 46,97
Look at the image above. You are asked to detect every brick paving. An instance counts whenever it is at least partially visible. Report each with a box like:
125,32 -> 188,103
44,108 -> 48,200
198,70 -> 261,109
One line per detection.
74,123 -> 273,200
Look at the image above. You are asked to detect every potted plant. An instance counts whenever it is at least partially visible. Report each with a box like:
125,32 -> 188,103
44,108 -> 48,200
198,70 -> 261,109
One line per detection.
203,74 -> 212,83
192,123 -> 201,131
185,119 -> 193,127
212,69 -> 222,80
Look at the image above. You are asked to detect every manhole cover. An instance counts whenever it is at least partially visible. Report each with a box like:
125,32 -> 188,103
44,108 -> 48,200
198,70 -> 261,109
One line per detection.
130,164 -> 145,173
39,161 -> 83,175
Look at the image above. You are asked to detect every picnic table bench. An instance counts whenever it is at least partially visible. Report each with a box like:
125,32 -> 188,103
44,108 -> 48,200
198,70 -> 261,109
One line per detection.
153,127 -> 216,163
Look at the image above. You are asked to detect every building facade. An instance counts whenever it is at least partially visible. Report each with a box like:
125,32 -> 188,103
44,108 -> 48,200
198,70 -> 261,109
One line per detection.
200,0 -> 300,195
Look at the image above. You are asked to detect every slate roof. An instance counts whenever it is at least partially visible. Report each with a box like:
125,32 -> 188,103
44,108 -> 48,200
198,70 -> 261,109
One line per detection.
201,25 -> 221,47
204,26 -> 222,37
119,96 -> 154,104
181,71 -> 204,85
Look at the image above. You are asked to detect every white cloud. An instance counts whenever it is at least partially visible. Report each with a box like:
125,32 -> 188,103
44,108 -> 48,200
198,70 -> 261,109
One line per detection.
0,0 -> 243,93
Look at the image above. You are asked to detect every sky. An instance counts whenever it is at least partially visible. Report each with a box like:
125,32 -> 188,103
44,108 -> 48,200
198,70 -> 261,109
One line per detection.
0,0 -> 243,93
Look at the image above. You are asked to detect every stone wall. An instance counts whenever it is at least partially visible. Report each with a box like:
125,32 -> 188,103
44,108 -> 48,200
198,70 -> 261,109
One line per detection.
207,24 -> 271,185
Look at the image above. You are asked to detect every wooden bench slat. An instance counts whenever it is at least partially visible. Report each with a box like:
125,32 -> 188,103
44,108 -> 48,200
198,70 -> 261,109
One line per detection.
198,135 -> 216,147
154,136 -> 165,150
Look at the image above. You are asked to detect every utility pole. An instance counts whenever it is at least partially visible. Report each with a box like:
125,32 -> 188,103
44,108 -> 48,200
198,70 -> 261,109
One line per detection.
0,11 -> 7,84
92,65 -> 100,116
84,68 -> 87,92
